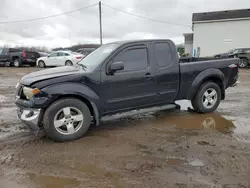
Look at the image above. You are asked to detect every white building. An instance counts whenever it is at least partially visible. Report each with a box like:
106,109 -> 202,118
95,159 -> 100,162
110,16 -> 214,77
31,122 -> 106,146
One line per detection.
184,9 -> 250,57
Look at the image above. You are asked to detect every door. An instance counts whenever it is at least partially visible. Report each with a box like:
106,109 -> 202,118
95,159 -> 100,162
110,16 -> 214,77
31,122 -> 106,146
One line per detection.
47,52 -> 59,66
153,42 -> 179,103
0,48 -> 10,62
101,44 -> 158,114
57,52 -> 69,66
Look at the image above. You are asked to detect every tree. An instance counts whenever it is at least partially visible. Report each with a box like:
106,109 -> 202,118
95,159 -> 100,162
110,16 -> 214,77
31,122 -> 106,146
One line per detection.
177,44 -> 185,56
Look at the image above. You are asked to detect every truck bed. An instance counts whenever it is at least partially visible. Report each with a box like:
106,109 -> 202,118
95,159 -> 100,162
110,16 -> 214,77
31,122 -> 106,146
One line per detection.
177,58 -> 239,100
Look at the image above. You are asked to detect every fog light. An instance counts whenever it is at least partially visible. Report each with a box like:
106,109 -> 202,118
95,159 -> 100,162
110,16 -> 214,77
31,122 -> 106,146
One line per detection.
25,111 -> 34,118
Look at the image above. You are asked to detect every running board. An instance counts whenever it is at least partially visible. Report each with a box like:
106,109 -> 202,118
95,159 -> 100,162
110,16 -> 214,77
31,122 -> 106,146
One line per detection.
101,104 -> 177,122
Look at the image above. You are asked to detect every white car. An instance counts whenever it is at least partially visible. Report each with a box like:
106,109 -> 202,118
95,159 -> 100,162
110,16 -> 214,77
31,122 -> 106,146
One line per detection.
37,51 -> 84,68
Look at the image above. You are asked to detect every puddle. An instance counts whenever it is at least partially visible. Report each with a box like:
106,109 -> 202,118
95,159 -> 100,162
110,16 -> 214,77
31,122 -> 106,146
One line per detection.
189,159 -> 205,167
27,173 -> 80,188
153,111 -> 235,134
166,158 -> 188,165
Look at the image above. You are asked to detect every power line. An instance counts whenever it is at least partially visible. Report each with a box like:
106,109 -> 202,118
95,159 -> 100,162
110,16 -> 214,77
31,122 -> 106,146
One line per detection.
0,3 -> 98,24
102,3 -> 190,28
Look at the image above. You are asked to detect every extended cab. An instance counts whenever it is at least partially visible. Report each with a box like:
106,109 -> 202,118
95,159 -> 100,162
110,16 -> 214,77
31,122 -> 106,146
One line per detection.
15,40 -> 239,141
0,47 -> 40,67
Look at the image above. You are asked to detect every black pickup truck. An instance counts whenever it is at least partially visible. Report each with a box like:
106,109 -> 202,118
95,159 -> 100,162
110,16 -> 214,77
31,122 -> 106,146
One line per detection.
0,47 -> 40,67
15,39 -> 239,141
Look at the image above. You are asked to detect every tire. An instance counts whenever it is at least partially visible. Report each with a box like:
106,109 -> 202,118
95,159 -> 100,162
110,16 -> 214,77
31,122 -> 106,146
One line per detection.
13,59 -> 21,67
43,98 -> 91,142
65,60 -> 73,66
238,58 -> 248,68
191,82 -> 221,113
38,60 -> 46,68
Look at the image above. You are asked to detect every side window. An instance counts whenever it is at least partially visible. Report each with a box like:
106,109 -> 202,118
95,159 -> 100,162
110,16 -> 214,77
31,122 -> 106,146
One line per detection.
58,52 -> 69,56
154,42 -> 173,68
113,47 -> 148,72
49,52 -> 58,57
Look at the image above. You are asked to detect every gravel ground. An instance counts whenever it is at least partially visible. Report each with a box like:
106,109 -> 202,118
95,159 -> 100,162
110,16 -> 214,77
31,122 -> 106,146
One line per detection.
0,67 -> 250,188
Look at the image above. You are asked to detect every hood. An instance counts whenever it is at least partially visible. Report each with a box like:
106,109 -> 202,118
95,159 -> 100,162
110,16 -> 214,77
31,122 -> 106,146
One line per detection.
20,66 -> 83,86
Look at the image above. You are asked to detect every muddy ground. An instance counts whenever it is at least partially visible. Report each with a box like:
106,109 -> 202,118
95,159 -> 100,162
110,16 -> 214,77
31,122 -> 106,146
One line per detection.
0,67 -> 250,188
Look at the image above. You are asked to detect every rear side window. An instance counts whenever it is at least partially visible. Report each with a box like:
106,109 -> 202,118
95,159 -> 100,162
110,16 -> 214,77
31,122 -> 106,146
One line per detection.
58,52 -> 70,56
154,42 -> 173,68
9,48 -> 20,53
113,47 -> 148,72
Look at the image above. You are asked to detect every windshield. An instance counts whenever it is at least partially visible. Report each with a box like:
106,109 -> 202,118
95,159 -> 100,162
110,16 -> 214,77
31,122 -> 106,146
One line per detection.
77,43 -> 120,70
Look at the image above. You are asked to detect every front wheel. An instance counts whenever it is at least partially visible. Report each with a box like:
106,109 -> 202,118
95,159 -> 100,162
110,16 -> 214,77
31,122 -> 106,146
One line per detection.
43,98 -> 91,142
38,60 -> 46,68
65,60 -> 73,66
238,58 -> 248,68
191,82 -> 221,113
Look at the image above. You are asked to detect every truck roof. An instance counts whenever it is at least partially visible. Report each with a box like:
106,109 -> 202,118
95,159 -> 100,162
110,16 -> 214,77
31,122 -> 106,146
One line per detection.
106,39 -> 174,45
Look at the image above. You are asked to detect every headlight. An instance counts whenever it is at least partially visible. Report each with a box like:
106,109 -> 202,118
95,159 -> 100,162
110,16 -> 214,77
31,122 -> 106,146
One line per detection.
23,87 -> 40,99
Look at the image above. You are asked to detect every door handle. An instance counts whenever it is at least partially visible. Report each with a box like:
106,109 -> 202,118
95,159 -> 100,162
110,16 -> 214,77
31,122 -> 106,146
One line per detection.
145,73 -> 152,79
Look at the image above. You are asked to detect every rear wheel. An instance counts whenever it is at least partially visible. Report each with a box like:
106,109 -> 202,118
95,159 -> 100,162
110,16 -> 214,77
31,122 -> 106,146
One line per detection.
238,58 -> 248,68
38,60 -> 45,68
13,59 -> 21,67
65,60 -> 73,66
43,98 -> 91,142
191,82 -> 221,113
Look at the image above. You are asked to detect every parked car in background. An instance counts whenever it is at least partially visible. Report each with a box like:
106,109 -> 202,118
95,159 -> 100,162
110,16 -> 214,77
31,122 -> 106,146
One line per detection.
15,39 -> 239,141
233,49 -> 250,68
37,51 -> 84,68
76,47 -> 96,57
0,47 -> 40,67
214,48 -> 250,58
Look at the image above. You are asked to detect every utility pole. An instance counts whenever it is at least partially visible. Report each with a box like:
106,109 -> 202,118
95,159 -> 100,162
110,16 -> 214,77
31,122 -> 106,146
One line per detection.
99,1 -> 103,45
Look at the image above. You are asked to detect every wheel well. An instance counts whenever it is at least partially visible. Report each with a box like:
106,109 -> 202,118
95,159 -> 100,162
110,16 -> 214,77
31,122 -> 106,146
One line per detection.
12,56 -> 19,61
199,77 -> 225,100
55,95 -> 94,117
65,60 -> 72,64
239,57 -> 249,62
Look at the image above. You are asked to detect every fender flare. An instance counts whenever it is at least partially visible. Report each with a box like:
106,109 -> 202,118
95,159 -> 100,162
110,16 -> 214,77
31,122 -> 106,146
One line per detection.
42,83 -> 101,125
187,68 -> 225,100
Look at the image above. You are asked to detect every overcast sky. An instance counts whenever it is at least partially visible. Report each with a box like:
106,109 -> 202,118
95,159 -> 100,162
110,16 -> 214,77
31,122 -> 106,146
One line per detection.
1,0 -> 250,48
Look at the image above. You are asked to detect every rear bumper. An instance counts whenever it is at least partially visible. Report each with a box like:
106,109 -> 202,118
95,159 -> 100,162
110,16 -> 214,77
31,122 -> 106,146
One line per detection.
232,81 -> 240,87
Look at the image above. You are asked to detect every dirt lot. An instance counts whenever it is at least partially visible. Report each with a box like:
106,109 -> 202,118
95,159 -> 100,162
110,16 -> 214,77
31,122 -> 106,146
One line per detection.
0,67 -> 250,188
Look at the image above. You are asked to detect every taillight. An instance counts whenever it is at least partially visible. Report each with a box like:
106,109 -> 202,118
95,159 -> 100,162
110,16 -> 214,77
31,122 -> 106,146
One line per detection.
76,56 -> 82,60
22,52 -> 27,58
229,64 -> 238,68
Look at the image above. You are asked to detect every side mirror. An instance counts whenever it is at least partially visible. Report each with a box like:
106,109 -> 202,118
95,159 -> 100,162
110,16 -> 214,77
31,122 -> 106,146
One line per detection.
47,55 -> 50,58
110,61 -> 124,72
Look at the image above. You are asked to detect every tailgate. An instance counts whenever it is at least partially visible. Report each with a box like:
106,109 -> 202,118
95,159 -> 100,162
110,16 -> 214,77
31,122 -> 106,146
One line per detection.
25,51 -> 40,60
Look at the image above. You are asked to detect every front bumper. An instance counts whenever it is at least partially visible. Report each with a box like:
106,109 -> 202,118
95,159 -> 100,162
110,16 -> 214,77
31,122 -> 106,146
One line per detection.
17,107 -> 42,135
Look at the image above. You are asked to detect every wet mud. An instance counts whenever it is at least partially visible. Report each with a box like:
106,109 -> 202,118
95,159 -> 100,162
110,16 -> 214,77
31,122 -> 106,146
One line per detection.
1,68 -> 250,187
